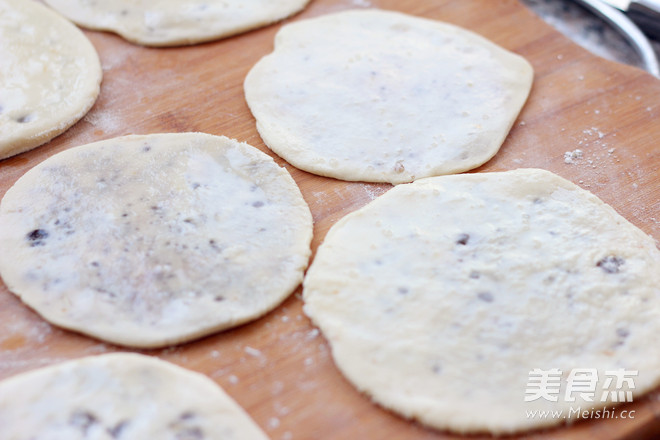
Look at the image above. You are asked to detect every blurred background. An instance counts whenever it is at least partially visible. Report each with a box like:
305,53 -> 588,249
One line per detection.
521,0 -> 660,72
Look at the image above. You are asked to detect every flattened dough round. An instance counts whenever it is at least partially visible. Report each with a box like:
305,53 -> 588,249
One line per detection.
0,0 -> 102,160
303,168 -> 660,434
0,133 -> 313,348
0,353 -> 269,439
245,9 -> 533,184
43,0 -> 311,46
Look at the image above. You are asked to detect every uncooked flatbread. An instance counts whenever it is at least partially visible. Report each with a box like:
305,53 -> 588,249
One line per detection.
43,0 -> 311,47
244,9 -> 533,184
0,133 -> 313,348
303,168 -> 660,434
0,353 -> 269,439
0,0 -> 102,160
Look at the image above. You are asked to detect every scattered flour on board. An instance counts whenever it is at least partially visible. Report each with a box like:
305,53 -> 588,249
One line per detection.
0,318 -> 112,377
83,110 -> 122,134
267,417 -> 280,429
0,317 -> 54,376
271,380 -> 285,395
274,402 -> 291,416
311,191 -> 329,207
583,127 -> 605,139
563,126 -> 621,167
1,319 -> 51,346
306,328 -> 319,340
244,345 -> 263,358
564,149 -> 583,164
359,183 -> 388,201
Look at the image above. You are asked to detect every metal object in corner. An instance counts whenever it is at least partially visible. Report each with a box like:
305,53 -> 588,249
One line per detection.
600,0 -> 660,39
573,0 -> 660,76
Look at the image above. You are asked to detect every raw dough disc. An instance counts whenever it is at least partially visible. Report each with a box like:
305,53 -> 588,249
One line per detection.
303,168 -> 660,434
0,353 -> 269,439
0,0 -> 102,160
244,9 -> 533,184
43,0 -> 311,47
0,133 -> 313,348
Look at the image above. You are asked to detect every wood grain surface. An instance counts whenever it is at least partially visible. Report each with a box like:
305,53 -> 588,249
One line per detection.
1,0 -> 659,439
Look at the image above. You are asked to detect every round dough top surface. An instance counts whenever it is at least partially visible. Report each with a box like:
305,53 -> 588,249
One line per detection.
245,9 -> 533,184
0,352 -> 269,439
303,168 -> 660,434
0,0 -> 102,160
43,0 -> 311,46
0,133 -> 313,348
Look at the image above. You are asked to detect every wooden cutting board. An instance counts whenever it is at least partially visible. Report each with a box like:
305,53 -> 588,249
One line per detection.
1,0 -> 659,438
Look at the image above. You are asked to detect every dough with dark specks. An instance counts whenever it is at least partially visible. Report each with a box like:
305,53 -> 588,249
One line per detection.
303,168 -> 660,434
0,0 -> 101,160
43,0 -> 311,46
245,9 -> 533,183
0,133 -> 313,348
0,353 -> 269,439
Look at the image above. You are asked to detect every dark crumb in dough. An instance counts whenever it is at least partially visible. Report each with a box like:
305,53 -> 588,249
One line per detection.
176,427 -> 204,440
209,239 -> 221,252
614,327 -> 630,347
597,256 -> 625,274
26,229 -> 49,247
477,292 -> 494,303
70,410 -> 98,435
179,411 -> 196,420
252,201 -> 264,208
107,420 -> 129,438
170,412 -> 204,440
616,328 -> 630,338
456,233 -> 470,246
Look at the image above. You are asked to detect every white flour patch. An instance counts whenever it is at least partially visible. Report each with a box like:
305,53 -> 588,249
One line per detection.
564,149 -> 583,164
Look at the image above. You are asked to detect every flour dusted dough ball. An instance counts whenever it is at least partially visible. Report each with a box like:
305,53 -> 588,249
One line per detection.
303,168 -> 660,433
245,9 -> 533,184
0,133 -> 313,348
43,0 -> 311,46
0,353 -> 269,439
0,0 -> 101,160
